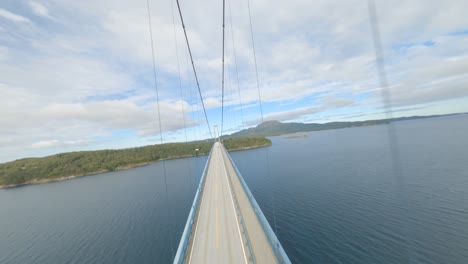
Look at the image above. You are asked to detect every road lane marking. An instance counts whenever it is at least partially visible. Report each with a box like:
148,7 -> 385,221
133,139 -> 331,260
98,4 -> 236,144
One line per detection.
220,147 -> 249,264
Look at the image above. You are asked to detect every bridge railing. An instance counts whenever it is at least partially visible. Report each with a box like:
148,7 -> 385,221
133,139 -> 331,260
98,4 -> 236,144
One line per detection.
221,151 -> 256,263
224,147 -> 292,264
173,144 -> 215,264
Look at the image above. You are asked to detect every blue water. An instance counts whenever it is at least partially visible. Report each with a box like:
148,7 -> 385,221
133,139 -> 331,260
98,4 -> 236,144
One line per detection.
1,115 -> 468,263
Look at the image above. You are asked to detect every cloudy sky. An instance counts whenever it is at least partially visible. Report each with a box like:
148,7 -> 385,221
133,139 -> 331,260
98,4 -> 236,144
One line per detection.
0,0 -> 467,162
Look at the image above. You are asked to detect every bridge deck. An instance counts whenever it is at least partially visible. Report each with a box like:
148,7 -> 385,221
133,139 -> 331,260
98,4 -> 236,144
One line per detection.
184,142 -> 278,263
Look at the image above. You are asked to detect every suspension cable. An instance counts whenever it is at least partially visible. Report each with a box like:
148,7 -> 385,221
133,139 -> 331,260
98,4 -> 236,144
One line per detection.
170,0 -> 188,143
368,0 -> 410,262
368,0 -> 392,118
175,0 -> 213,139
145,0 -> 174,258
227,0 -> 245,128
246,0 -> 278,240
247,0 -> 264,123
170,0 -> 195,195
221,0 -> 226,138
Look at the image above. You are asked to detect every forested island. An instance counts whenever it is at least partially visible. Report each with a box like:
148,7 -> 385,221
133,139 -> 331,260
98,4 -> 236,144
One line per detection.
228,113 -> 467,137
0,137 -> 271,188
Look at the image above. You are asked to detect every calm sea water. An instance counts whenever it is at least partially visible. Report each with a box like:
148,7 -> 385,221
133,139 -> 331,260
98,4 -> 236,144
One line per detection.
1,115 -> 468,263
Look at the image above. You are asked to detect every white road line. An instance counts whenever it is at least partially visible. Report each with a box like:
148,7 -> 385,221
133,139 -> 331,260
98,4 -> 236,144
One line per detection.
220,147 -> 249,264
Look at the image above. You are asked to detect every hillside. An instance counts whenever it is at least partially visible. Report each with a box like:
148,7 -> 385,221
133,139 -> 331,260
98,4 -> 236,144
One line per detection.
228,113 -> 465,137
0,137 -> 271,188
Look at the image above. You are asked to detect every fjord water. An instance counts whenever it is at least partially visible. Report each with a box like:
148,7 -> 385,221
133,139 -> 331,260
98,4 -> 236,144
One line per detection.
1,115 -> 468,263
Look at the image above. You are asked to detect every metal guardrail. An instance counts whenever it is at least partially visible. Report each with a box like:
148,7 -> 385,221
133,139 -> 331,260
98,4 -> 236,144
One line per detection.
220,150 -> 255,263
224,148 -> 292,264
173,145 -> 215,264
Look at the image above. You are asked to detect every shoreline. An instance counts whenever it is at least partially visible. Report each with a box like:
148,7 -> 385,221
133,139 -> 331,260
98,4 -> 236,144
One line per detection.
0,143 -> 270,189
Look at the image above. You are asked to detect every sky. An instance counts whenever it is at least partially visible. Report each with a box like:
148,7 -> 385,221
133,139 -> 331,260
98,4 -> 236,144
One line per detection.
0,0 -> 467,162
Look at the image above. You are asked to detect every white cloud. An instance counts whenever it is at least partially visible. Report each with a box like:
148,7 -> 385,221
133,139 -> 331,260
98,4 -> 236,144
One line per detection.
28,1 -> 53,19
0,8 -> 31,23
204,97 -> 222,108
263,106 -> 325,122
0,0 -> 467,162
247,95 -> 357,124
32,139 -> 92,149
42,100 -> 197,135
317,96 -> 355,108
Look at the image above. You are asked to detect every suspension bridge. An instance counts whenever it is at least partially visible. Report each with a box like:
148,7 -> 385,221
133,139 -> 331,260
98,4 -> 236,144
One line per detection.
155,0 -> 291,261
173,141 -> 290,263
144,0 -> 390,262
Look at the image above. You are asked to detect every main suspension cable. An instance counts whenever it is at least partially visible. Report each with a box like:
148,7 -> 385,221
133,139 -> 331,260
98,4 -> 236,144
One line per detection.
170,0 -> 195,195
175,0 -> 213,139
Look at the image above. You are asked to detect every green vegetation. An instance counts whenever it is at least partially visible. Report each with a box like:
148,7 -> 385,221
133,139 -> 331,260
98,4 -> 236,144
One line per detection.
0,137 -> 271,187
222,136 -> 271,150
229,113 -> 466,137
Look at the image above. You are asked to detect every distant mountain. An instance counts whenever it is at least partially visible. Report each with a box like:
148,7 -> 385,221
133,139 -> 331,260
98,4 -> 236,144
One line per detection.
227,113 -> 466,137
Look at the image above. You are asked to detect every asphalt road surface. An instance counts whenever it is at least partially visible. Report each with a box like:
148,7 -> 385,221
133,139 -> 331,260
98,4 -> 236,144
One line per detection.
187,142 -> 248,264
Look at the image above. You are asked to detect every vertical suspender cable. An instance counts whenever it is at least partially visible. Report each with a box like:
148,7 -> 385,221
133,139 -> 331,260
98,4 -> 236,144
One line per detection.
145,0 -> 174,258
368,0 -> 392,118
368,0 -> 410,262
227,0 -> 245,128
170,0 -> 194,194
175,0 -> 213,140
246,0 -> 278,246
221,0 -> 226,138
170,0 -> 188,144
247,0 -> 264,123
